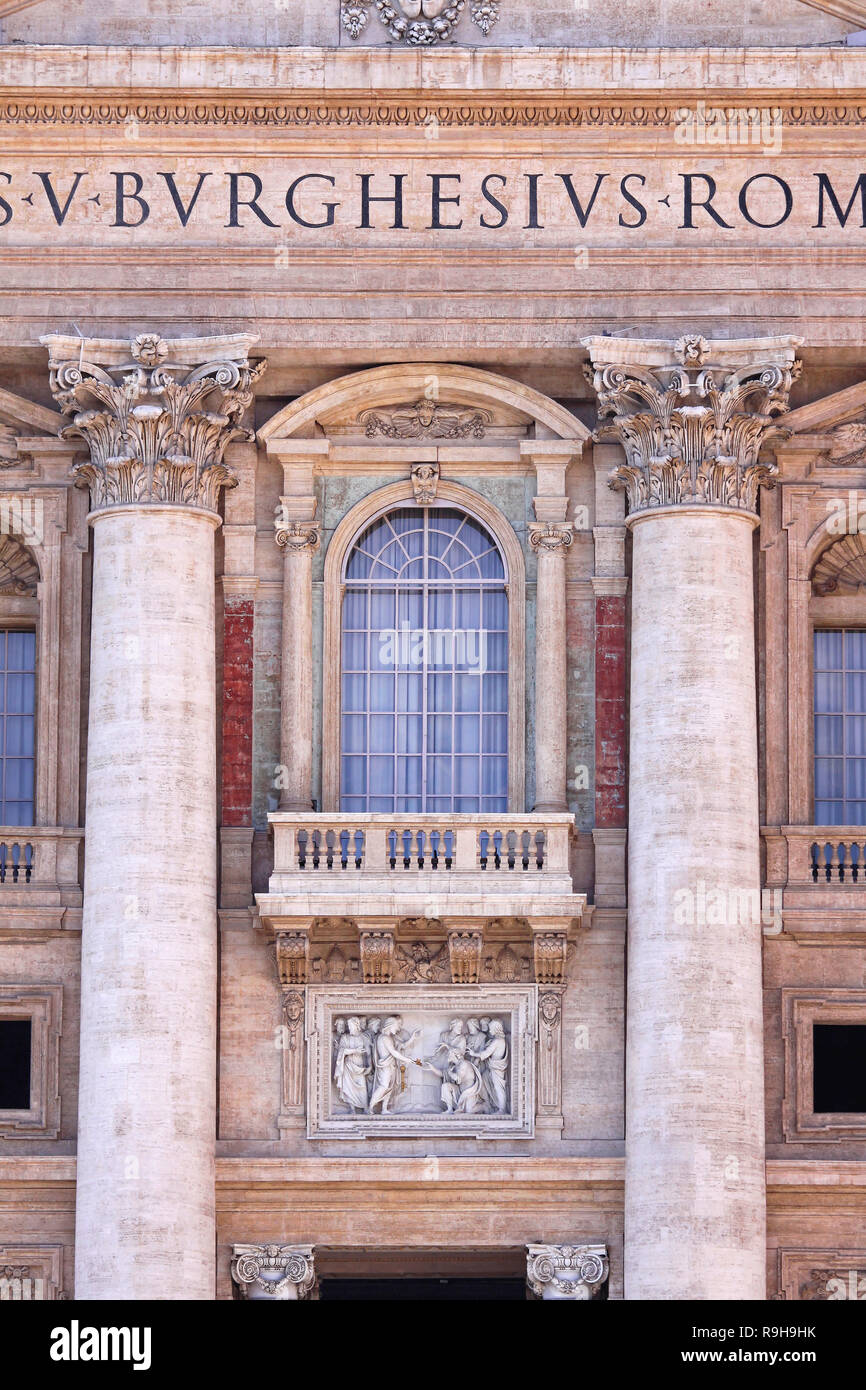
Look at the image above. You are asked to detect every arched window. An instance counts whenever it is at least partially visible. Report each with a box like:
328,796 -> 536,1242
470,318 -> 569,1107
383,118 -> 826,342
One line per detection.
340,506 -> 508,813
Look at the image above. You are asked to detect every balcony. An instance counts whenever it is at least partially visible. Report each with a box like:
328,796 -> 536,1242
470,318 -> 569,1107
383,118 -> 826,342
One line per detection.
0,827 -> 83,930
256,812 -> 587,953
763,825 -> 866,944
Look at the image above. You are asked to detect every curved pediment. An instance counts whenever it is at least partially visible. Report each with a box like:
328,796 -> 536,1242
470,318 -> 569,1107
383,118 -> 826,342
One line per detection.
258,363 -> 588,448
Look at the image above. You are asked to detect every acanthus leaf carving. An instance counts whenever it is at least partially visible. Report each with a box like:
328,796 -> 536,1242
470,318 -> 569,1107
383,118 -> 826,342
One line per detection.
582,336 -> 802,517
43,335 -> 266,512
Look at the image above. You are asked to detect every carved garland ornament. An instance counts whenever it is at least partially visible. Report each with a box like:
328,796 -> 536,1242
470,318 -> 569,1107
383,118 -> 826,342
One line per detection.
584,338 -> 801,516
341,0 -> 498,46
45,334 -> 266,512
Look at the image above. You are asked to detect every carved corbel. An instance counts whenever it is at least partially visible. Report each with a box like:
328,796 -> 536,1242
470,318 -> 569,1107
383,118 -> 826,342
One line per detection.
526,1244 -> 609,1301
446,926 -> 484,984
230,1244 -> 317,1301
359,926 -> 396,984
275,926 -> 311,986
531,924 -> 569,985
410,460 -> 440,505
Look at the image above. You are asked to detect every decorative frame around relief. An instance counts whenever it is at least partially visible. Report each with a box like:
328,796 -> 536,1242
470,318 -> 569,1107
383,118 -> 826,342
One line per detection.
306,984 -> 536,1139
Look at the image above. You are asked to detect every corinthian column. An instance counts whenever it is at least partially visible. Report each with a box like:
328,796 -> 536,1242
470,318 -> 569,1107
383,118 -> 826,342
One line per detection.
43,330 -> 266,1300
583,332 -> 800,1302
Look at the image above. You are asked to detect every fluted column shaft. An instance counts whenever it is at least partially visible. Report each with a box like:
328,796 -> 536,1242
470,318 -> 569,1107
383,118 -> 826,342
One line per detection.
43,331 -> 264,1299
583,331 -> 800,1301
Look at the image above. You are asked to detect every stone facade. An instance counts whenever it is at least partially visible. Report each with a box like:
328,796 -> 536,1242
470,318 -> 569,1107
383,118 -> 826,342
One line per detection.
0,3 -> 865,1302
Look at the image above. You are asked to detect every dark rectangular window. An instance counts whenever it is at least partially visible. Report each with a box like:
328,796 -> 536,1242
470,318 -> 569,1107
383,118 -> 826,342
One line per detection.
813,1024 -> 866,1113
0,1018 -> 31,1109
0,629 -> 36,825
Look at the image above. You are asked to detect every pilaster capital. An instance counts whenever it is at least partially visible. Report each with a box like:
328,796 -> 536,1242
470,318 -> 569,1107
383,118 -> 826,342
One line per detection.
445,923 -> 484,984
230,1244 -> 317,1301
275,518 -> 321,553
529,521 -> 574,554
526,1243 -> 609,1301
581,333 -> 803,520
41,332 -> 266,514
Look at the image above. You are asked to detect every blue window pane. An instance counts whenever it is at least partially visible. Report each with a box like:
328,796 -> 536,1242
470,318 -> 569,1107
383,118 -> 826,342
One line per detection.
455,715 -> 480,754
427,716 -> 452,753
343,590 -> 367,628
369,590 -> 395,629
847,759 -> 866,799
482,758 -> 508,797
370,675 -> 394,711
848,672 -> 866,713
4,718 -> 33,757
815,715 -> 843,756
396,716 -> 422,754
3,802 -> 32,827
455,675 -> 481,712
455,758 -> 480,794
341,757 -> 367,795
483,674 -> 508,712
846,715 -> 866,755
484,715 -> 508,754
5,673 -> 34,715
846,631 -> 866,670
429,758 -> 452,794
815,673 -> 843,713
815,629 -> 843,670
6,631 -> 34,669
396,673 -> 422,711
485,634 -> 508,672
342,633 -> 366,670
370,715 -> 394,753
342,675 -> 367,712
815,759 -> 844,798
396,758 -> 422,795
815,801 -> 844,825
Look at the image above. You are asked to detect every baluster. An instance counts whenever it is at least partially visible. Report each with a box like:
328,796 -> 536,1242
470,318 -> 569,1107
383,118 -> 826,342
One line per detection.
11,842 -> 20,884
506,830 -> 517,870
535,829 -> 546,869
297,828 -> 308,870
354,828 -> 364,869
838,842 -> 848,883
388,828 -> 397,870
311,829 -> 321,870
24,842 -> 33,884
0,842 -> 6,884
479,829 -> 489,870
852,842 -> 861,883
493,828 -> 502,869
402,828 -> 412,869
430,829 -> 440,870
520,829 -> 530,870
339,829 -> 349,869
325,829 -> 336,869
444,829 -> 454,869
810,841 -> 819,882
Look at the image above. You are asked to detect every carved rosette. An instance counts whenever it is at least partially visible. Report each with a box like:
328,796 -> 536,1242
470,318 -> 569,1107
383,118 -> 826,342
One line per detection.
359,928 -> 396,984
582,335 -> 801,518
275,520 -> 320,553
447,928 -> 484,984
529,521 -> 574,553
43,333 -> 266,512
526,1244 -> 609,1301
230,1244 -> 317,1301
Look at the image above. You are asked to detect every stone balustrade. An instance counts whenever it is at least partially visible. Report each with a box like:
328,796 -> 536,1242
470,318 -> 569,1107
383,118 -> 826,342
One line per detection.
0,826 -> 83,926
764,825 -> 866,888
267,812 -> 575,896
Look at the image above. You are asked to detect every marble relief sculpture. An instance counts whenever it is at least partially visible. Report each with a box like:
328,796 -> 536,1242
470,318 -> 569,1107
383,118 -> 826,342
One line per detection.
331,1013 -> 510,1116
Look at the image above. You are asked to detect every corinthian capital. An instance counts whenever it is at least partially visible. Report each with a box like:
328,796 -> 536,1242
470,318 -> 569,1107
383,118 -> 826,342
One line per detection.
529,521 -> 574,553
41,332 -> 266,513
582,334 -> 802,519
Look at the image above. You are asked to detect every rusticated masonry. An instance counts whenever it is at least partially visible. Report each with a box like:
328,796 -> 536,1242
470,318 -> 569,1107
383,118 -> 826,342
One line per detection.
43,331 -> 266,1302
583,332 -> 800,1304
